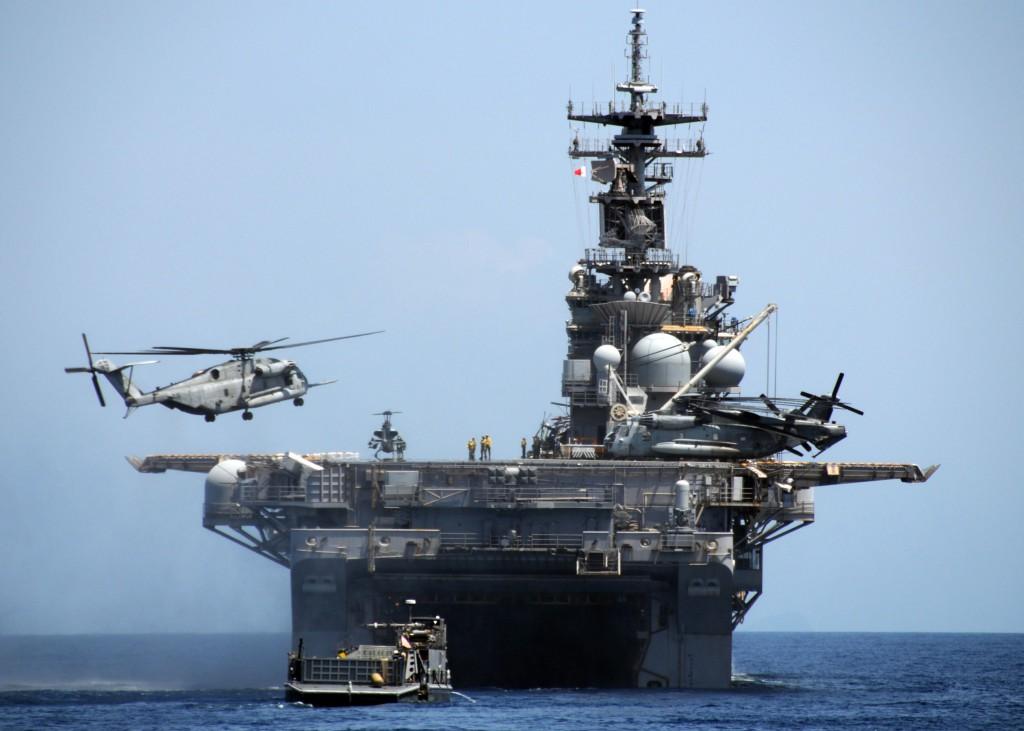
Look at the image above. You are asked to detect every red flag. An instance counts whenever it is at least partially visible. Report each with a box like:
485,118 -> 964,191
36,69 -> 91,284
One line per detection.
573,165 -> 587,177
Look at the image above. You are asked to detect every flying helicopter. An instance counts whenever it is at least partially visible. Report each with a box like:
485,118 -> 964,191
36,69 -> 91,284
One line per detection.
65,331 -> 382,421
604,373 -> 863,459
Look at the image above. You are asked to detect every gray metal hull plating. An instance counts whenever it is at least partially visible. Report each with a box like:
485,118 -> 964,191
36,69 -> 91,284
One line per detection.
292,553 -> 734,689
132,453 -> 930,690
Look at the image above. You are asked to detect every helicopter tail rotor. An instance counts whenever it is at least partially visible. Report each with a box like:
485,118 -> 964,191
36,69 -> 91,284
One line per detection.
798,372 -> 864,421
64,333 -> 107,407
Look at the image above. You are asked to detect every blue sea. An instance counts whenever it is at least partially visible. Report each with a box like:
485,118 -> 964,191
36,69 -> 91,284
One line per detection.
0,633 -> 1020,730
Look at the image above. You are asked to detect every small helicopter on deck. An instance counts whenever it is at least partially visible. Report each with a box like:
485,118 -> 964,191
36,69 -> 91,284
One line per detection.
65,331 -> 382,421
368,410 -> 406,460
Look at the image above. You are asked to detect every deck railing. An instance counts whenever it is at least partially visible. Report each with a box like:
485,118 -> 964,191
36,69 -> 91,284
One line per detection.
439,532 -> 584,550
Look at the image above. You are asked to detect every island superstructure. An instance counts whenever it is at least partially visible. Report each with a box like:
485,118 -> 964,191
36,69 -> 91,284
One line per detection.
131,11 -> 935,689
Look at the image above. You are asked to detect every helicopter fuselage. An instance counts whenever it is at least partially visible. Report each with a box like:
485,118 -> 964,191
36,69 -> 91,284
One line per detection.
605,406 -> 847,459
99,357 -> 309,417
68,331 -> 377,421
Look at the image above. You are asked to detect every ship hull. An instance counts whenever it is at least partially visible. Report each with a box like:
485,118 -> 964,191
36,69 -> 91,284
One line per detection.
133,451 -> 930,690
291,554 -> 735,689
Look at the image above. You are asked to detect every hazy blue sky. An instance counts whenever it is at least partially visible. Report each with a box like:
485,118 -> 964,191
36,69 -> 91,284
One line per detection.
1,0 -> 1021,635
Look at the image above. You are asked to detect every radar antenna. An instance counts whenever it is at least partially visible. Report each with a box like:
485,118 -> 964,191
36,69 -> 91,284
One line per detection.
620,8 -> 653,111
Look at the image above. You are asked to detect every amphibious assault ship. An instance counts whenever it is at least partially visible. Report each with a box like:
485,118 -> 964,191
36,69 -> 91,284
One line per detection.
131,11 -> 935,688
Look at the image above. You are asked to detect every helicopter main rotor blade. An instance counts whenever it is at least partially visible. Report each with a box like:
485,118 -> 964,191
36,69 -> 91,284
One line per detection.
94,347 -> 233,356
95,331 -> 383,357
150,346 -> 234,354
255,330 -> 385,352
248,337 -> 289,351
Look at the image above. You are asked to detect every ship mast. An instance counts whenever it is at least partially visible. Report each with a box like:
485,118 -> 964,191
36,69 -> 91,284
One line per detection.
568,7 -> 707,236
563,9 -> 730,447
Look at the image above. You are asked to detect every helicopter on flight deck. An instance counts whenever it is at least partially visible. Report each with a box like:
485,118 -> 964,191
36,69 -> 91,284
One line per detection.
64,331 -> 382,421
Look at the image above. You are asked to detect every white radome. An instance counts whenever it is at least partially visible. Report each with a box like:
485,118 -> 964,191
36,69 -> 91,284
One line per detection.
631,332 -> 690,388
700,345 -> 746,387
592,344 -> 622,372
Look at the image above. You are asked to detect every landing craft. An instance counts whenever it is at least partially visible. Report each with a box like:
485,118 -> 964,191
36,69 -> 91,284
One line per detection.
65,331 -> 381,421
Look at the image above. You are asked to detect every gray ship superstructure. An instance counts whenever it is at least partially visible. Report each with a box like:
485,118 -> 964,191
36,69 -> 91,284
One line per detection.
132,11 -> 935,689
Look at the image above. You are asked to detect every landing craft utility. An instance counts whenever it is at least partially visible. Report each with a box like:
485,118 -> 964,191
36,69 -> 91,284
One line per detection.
131,10 -> 937,689
285,609 -> 452,706
65,331 -> 381,420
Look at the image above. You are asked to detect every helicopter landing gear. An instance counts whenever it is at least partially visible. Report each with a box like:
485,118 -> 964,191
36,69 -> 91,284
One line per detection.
293,398 -> 304,407
242,411 -> 253,421
204,414 -> 216,423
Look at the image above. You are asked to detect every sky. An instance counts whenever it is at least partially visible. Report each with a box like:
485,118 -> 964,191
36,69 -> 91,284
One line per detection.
1,0 -> 1022,635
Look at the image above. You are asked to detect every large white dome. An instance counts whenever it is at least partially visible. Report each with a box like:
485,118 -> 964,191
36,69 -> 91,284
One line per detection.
205,459 -> 247,504
631,333 -> 690,389
700,345 -> 746,388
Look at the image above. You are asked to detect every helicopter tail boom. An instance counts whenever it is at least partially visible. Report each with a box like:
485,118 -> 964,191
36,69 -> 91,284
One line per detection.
93,360 -> 157,405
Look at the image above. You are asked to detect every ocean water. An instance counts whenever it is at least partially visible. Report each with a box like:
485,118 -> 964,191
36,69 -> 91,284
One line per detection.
0,633 -> 1020,730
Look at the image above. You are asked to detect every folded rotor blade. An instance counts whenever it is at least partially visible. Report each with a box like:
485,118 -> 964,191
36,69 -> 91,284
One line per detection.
831,372 -> 845,400
798,385 -> 864,417
759,393 -> 782,415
